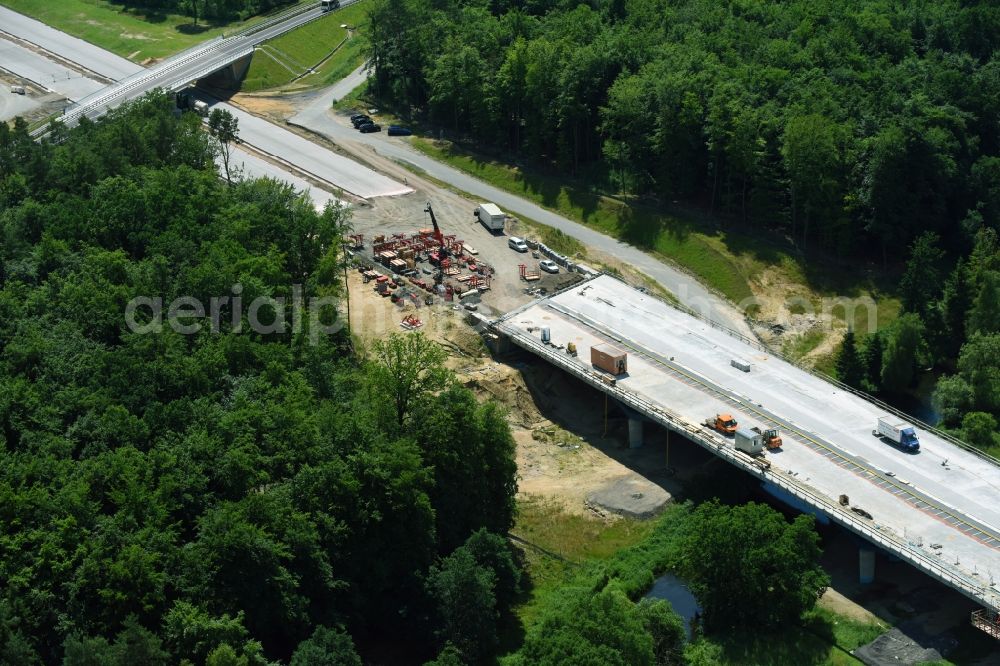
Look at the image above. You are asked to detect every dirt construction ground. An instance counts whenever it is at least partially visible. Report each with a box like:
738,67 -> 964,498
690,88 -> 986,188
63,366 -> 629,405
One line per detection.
347,267 -> 680,518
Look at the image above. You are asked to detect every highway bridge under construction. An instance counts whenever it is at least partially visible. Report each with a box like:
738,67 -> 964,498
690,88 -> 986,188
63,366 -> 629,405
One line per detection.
490,274 -> 1000,621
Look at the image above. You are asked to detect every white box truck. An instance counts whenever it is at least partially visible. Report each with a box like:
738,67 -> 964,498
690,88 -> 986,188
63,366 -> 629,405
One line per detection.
193,100 -> 209,116
734,428 -> 765,456
873,416 -> 920,452
475,203 -> 505,232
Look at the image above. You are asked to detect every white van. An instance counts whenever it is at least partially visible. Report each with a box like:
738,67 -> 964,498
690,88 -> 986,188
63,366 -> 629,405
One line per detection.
508,236 -> 528,252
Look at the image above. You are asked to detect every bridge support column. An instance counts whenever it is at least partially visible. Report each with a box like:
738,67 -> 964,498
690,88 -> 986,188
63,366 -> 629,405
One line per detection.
200,52 -> 254,90
858,546 -> 876,585
628,418 -> 643,449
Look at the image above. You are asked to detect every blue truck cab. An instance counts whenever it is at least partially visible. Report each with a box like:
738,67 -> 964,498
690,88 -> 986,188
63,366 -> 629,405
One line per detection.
875,416 -> 920,452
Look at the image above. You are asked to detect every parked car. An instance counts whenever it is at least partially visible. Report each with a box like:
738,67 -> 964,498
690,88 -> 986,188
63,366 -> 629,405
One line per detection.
351,115 -> 371,128
359,123 -> 381,133
539,259 -> 559,273
388,125 -> 412,136
508,236 -> 529,252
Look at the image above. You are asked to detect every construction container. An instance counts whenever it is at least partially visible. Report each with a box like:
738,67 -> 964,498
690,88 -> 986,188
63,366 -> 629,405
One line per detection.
734,428 -> 764,456
591,343 -> 627,376
731,358 -> 751,372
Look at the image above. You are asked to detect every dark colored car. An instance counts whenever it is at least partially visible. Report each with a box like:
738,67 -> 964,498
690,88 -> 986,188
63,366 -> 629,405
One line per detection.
387,125 -> 412,136
351,115 -> 371,128
359,123 -> 381,133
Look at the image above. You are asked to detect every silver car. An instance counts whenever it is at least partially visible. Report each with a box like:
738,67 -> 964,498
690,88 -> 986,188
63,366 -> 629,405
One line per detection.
539,259 -> 559,273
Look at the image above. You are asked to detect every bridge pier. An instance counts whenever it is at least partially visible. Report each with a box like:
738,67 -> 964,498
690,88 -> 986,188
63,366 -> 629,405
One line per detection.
859,546 -> 876,585
200,52 -> 254,90
628,417 -> 643,449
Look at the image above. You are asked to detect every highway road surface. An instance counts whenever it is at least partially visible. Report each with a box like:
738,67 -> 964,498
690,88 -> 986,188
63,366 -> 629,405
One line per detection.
0,37 -> 105,100
189,91 -> 411,199
291,78 -> 752,334
0,86 -> 42,122
50,2 -> 364,129
224,146 -> 342,212
0,4 -> 409,201
498,275 -> 1000,611
0,5 -> 142,81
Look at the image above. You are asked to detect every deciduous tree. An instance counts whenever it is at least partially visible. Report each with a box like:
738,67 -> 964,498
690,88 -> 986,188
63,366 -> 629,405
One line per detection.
679,501 -> 828,631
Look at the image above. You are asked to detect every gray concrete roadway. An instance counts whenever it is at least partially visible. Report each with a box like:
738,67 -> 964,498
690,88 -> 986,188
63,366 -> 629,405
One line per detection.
0,5 -> 142,81
500,275 -> 1000,611
290,79 -> 752,334
0,36 -> 105,100
224,145 -> 342,212
191,91 -> 411,199
0,6 -> 408,201
0,85 -> 42,122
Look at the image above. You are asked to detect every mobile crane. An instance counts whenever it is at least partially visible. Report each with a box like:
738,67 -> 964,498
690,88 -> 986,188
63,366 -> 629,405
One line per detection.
424,201 -> 448,285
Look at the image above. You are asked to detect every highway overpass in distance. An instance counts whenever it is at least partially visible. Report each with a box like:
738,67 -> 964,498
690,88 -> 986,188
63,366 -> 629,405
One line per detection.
490,274 -> 1000,619
32,1 -> 358,137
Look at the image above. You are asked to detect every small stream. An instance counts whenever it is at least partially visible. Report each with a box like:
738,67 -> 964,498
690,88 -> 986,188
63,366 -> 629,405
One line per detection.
644,573 -> 701,638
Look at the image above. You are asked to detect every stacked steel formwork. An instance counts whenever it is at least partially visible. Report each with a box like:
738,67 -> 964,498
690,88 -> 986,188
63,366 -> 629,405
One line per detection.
972,609 -> 1000,640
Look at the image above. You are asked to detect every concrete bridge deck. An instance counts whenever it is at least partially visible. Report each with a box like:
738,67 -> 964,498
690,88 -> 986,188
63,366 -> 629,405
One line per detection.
493,274 -> 1000,613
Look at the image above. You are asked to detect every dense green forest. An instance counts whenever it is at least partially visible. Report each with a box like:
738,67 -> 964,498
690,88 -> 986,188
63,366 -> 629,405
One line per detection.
0,94 -> 523,664
0,92 -> 841,665
368,0 -> 1000,444
368,0 -> 999,254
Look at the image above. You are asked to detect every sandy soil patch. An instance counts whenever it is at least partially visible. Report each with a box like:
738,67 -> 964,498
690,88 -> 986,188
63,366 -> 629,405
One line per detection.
819,587 -> 884,625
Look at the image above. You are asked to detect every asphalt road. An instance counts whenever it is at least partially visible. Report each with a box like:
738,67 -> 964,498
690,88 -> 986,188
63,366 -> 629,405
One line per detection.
291,75 -> 752,334
5,0 -> 748,332
0,4 -> 407,200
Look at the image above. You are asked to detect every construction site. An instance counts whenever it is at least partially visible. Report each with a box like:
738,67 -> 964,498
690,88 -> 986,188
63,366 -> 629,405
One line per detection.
327,110 -> 1000,663
343,194 -> 588,338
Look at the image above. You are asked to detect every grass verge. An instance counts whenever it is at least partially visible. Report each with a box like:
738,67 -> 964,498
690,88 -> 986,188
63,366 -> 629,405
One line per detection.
241,2 -> 369,92
412,138 -> 756,304
0,0 -> 304,61
332,79 -> 368,110
408,138 -> 903,344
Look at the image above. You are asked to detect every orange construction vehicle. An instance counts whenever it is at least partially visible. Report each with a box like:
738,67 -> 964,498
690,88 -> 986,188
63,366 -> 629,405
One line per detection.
752,426 -> 782,449
706,413 -> 738,436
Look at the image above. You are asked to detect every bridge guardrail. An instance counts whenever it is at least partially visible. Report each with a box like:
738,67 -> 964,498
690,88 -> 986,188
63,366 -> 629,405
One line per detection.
586,273 -> 1000,469
496,324 -> 1000,612
232,2 -> 316,38
31,3 -> 325,139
